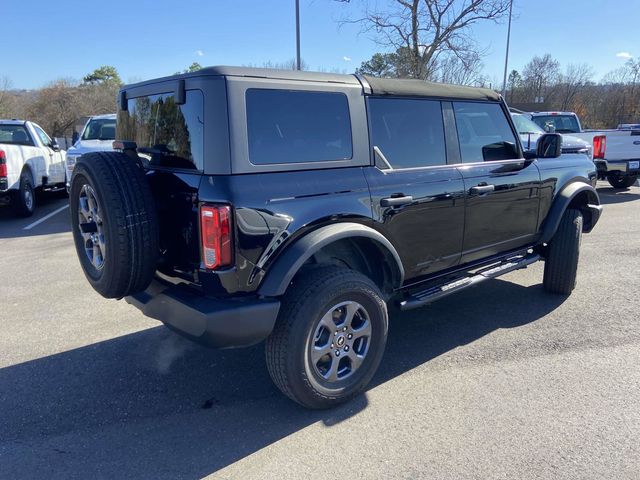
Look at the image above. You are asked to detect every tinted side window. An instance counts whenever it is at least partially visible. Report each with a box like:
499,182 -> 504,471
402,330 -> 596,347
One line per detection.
117,90 -> 204,170
368,98 -> 446,169
453,102 -> 518,163
246,89 -> 352,165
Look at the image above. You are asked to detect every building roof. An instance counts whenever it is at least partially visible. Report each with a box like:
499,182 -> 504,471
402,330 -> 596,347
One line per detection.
123,66 -> 501,102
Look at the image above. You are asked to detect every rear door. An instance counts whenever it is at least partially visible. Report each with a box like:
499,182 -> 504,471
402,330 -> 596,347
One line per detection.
452,101 -> 541,264
364,97 -> 465,283
117,80 -> 210,278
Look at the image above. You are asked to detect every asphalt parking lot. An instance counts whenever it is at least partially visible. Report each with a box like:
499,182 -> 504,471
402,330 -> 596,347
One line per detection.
1,183 -> 639,480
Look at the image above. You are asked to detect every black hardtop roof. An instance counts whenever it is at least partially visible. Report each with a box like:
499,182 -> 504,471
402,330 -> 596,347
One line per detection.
123,66 -> 501,102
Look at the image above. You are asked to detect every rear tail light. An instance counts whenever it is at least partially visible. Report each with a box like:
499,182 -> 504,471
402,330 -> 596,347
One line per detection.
0,150 -> 6,177
593,135 -> 606,160
200,205 -> 233,270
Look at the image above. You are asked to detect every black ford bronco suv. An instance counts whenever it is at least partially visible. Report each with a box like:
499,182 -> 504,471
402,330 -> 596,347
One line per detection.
70,66 -> 602,409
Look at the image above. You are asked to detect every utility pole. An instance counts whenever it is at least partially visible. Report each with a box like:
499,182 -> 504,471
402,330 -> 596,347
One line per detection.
501,0 -> 513,99
295,0 -> 301,70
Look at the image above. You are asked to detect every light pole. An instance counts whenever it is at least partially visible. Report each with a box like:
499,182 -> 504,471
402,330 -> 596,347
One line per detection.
295,0 -> 301,70
501,0 -> 513,99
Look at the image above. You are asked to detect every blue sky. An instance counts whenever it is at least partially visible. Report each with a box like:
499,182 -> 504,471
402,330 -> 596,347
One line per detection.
3,0 -> 638,89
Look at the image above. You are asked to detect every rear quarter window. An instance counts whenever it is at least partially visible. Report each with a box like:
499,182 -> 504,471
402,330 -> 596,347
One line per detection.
246,89 -> 353,165
117,90 -> 204,170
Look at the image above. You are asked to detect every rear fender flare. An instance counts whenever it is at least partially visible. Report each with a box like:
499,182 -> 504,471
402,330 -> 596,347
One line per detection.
539,182 -> 601,244
257,222 -> 404,297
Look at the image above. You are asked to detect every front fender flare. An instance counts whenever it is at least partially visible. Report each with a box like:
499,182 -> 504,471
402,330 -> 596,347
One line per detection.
539,181 -> 602,244
257,222 -> 405,297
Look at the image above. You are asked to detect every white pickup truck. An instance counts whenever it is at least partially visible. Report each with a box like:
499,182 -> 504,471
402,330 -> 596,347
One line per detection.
530,111 -> 640,189
65,114 -> 116,192
0,120 -> 67,216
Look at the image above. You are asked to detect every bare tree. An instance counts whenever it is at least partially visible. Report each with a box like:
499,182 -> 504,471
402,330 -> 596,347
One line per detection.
557,63 -> 594,110
521,54 -> 560,103
27,79 -> 82,137
0,77 -> 14,117
341,0 -> 510,80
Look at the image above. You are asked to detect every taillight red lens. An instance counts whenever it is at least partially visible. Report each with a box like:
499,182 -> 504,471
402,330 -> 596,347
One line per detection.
593,135 -> 606,159
0,150 -> 6,177
200,205 -> 232,270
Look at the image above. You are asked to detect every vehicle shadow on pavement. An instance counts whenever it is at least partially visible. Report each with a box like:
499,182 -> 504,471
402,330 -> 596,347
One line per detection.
596,187 -> 640,205
0,279 -> 565,479
0,193 -> 70,239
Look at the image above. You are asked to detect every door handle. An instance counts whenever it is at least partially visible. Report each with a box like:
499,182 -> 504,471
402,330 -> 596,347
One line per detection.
380,195 -> 413,207
469,184 -> 495,195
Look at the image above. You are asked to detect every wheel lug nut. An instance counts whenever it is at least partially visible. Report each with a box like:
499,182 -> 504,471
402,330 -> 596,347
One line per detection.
347,334 -> 353,339
344,345 -> 349,352
335,350 -> 340,357
343,327 -> 347,332
331,343 -> 334,348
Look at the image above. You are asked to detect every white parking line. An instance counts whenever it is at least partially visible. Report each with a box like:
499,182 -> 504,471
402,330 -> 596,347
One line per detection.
23,204 -> 69,231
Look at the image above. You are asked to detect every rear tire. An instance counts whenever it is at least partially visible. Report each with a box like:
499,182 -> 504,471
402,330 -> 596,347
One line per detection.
607,173 -> 637,189
70,152 -> 159,299
543,209 -> 582,295
13,171 -> 35,217
266,266 -> 388,409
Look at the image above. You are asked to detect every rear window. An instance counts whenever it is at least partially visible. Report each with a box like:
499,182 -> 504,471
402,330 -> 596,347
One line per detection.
453,102 -> 518,162
531,115 -> 580,134
0,125 -> 34,146
82,118 -> 116,141
117,90 -> 204,170
246,89 -> 352,165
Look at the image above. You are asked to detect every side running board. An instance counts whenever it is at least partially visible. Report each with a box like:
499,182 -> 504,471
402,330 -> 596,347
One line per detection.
400,252 -> 540,311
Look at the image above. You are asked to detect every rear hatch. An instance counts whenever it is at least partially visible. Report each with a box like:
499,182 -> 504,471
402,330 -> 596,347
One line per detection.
116,89 -> 207,283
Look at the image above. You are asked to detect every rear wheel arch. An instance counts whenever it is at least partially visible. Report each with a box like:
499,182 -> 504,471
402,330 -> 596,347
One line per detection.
540,182 -> 600,243
257,223 -> 404,299
21,163 -> 37,187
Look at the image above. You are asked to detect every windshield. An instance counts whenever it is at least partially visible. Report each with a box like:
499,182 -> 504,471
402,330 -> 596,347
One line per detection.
81,118 -> 116,141
531,115 -> 580,134
511,114 -> 545,134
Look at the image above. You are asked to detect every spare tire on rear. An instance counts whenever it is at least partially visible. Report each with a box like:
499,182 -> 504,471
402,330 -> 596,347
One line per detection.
70,152 -> 159,299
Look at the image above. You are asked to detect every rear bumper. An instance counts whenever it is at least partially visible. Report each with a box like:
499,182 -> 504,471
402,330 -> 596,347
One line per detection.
125,279 -> 280,348
595,159 -> 640,175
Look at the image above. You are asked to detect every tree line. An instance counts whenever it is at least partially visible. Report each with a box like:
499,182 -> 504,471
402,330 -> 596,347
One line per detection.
2,1 -> 638,133
506,55 -> 640,129
0,66 -> 122,137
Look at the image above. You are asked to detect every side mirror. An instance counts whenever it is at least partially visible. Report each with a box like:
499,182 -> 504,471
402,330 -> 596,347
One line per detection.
50,139 -> 61,152
536,133 -> 562,158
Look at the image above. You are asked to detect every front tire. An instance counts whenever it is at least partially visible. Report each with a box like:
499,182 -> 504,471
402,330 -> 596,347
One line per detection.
266,266 -> 388,409
607,173 -> 637,189
543,209 -> 583,295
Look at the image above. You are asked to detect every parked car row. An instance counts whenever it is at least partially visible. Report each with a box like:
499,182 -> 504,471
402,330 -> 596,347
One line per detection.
0,115 -> 116,216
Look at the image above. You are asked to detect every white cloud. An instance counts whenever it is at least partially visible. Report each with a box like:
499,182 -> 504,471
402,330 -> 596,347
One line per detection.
616,52 -> 632,59
195,50 -> 205,57
343,56 -> 352,62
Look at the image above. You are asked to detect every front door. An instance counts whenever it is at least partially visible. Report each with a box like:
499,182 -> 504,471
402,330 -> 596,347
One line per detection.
365,97 -> 466,283
451,101 -> 542,264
